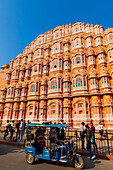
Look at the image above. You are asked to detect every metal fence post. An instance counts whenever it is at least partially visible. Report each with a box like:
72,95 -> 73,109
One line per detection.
75,130 -> 78,151
106,130 -> 110,155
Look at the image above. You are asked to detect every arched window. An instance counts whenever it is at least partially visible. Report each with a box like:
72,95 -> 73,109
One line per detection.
75,39 -> 79,46
109,51 -> 112,59
76,78 -> 82,87
75,26 -> 78,32
65,61 -> 69,66
12,71 -> 15,77
106,36 -> 108,43
73,79 -> 75,87
51,80 -> 57,89
34,66 -> 37,72
82,55 -> 84,63
37,49 -> 39,56
73,58 -> 75,65
76,57 -> 81,64
36,83 -> 38,92
104,77 -> 106,83
41,48 -> 44,55
18,58 -> 21,64
78,103 -> 83,108
93,79 -> 95,84
83,77 -> 86,86
72,41 -> 74,47
22,88 -> 25,93
53,60 -> 58,68
60,42 -> 63,50
81,37 -> 84,45
58,79 -> 60,88
16,70 -> 18,77
39,38 -> 41,43
8,89 -> 10,95
59,59 -> 61,67
44,86 -> 46,91
39,64 -> 41,72
47,34 -> 50,39
29,105 -> 33,110
109,34 -> 113,41
72,27 -> 74,34
30,85 -> 35,92
55,32 -> 58,38
11,88 -> 13,95
55,44 -> 58,51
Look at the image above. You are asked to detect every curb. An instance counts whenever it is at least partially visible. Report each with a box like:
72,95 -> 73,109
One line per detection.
77,151 -> 113,161
0,140 -> 113,160
0,140 -> 23,147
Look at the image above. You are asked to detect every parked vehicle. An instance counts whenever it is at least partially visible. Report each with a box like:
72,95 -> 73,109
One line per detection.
25,123 -> 84,169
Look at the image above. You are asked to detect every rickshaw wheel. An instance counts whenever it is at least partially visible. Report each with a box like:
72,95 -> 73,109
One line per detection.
26,153 -> 35,164
74,154 -> 84,169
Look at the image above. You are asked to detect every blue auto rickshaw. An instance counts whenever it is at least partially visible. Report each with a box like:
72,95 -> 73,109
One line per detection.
25,122 -> 84,169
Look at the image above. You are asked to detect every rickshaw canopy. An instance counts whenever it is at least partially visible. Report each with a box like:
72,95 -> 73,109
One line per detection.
27,123 -> 70,128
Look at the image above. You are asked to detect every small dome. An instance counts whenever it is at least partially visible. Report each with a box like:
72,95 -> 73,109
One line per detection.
104,28 -> 113,35
99,69 -> 109,77
87,50 -> 94,56
64,55 -> 70,61
16,83 -> 22,88
23,82 -> 27,87
96,47 -> 105,54
89,71 -> 98,79
63,76 -> 70,82
41,79 -> 47,85
1,64 -> 9,70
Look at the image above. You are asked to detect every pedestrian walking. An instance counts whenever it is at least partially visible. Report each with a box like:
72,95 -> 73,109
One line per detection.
19,119 -> 24,142
90,122 -> 98,152
9,120 -> 15,141
86,124 -> 96,160
3,120 -> 10,140
23,120 -> 26,132
16,120 -> 20,141
80,122 -> 85,151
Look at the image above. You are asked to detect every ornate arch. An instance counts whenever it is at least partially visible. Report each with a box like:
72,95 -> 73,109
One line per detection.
76,77 -> 82,87
51,80 -> 57,89
30,84 -> 35,92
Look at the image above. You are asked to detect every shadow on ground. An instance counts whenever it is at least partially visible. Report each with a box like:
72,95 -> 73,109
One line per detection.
0,144 -> 23,156
33,156 -> 102,169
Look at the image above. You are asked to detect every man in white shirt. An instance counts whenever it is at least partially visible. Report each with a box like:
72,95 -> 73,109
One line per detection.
97,121 -> 106,139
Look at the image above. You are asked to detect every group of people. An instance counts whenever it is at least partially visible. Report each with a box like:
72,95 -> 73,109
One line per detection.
3,119 -> 30,142
80,121 -> 106,160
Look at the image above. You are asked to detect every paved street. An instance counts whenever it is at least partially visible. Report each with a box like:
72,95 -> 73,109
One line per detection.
0,144 -> 113,170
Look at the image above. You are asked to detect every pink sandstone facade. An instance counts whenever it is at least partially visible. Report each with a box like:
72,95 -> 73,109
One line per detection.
0,22 -> 113,128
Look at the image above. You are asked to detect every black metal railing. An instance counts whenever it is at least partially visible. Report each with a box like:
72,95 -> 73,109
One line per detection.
1,126 -> 113,156
66,128 -> 113,156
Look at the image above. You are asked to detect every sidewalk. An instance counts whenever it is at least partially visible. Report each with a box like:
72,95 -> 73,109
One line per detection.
0,131 -> 23,147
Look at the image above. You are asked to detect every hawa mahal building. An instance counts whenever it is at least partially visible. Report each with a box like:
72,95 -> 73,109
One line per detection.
0,22 -> 113,129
